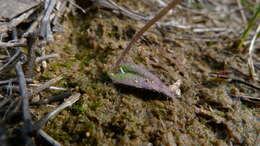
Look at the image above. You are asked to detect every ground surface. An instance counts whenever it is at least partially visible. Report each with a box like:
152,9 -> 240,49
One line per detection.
34,0 -> 259,145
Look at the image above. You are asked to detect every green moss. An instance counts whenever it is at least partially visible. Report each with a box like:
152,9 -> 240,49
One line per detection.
192,2 -> 204,9
241,0 -> 259,13
84,121 -> 96,131
70,103 -> 87,114
62,45 -> 72,51
50,130 -> 72,141
42,71 -> 52,79
80,56 -> 93,66
89,100 -> 104,111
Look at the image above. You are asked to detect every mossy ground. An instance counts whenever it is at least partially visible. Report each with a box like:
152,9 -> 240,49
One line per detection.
35,0 -> 260,145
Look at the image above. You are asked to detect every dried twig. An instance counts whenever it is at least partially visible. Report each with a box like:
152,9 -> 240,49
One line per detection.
35,53 -> 59,63
93,0 -> 151,21
40,0 -> 57,41
15,61 -> 34,145
0,78 -> 32,85
0,8 -> 37,33
0,41 -> 26,48
96,0 -> 234,35
3,76 -> 64,120
29,84 -> 66,91
0,1 -> 75,144
159,21 -> 235,33
30,76 -> 63,97
191,27 -> 233,33
23,14 -> 43,38
31,91 -> 72,106
52,0 -> 70,32
0,48 -> 22,73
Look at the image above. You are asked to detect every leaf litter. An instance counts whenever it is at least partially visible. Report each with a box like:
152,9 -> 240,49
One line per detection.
110,63 -> 180,100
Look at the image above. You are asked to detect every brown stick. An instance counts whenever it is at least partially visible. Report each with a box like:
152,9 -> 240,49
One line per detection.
113,0 -> 182,71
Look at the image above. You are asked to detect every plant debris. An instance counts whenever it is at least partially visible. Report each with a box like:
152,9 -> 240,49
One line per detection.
0,0 -> 80,145
110,63 -> 180,100
0,0 -> 260,145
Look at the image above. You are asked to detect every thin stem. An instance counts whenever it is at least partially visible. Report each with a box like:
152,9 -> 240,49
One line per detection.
113,0 -> 182,71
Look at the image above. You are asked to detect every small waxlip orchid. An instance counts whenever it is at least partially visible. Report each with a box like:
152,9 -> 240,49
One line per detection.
109,63 -> 181,100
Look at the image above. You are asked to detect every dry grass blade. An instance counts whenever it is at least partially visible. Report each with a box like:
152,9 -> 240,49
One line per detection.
114,0 -> 182,71
0,42 -> 26,48
30,76 -> 63,97
29,84 -> 66,91
248,25 -> 260,81
94,0 -> 151,21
